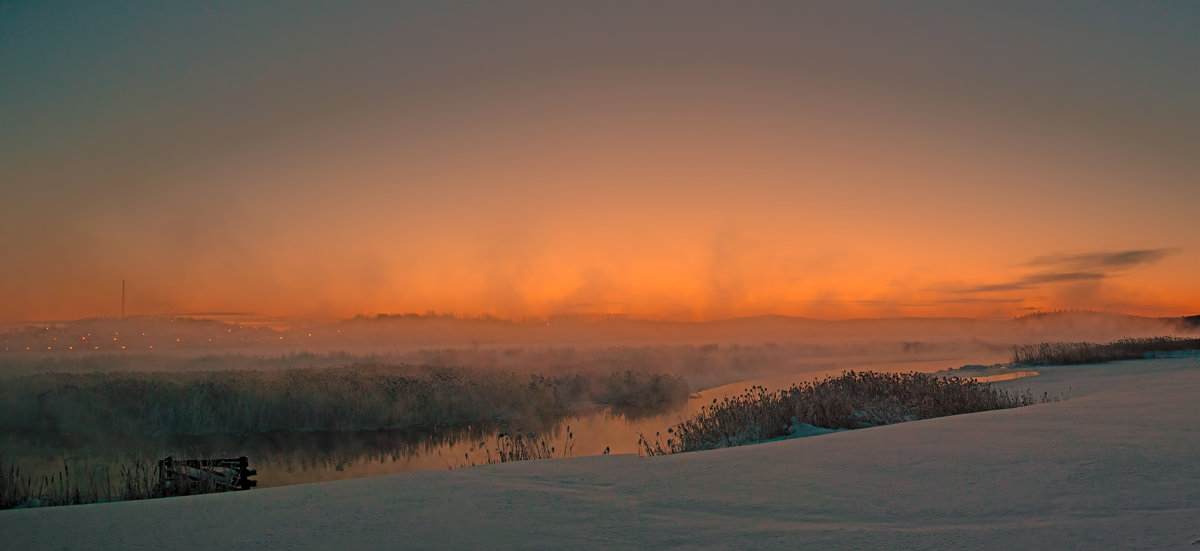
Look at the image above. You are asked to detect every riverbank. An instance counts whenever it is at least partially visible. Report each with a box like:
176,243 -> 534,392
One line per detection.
2,357 -> 1197,549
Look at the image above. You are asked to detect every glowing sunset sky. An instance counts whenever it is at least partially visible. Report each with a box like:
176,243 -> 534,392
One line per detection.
2,2 -> 1198,323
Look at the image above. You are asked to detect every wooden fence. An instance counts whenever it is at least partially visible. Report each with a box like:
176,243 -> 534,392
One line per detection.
156,456 -> 257,496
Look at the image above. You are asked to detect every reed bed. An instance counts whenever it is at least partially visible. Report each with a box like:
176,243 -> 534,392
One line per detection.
1011,336 -> 1200,366
1,456 -> 151,509
641,371 -> 1046,455
457,426 -> 579,467
0,365 -> 688,438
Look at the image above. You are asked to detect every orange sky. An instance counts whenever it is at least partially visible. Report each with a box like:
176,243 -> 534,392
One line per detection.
2,3 -> 1198,323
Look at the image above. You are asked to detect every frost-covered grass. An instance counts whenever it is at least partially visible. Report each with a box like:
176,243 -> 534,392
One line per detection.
0,365 -> 689,437
641,371 -> 1045,454
1011,336 -> 1200,366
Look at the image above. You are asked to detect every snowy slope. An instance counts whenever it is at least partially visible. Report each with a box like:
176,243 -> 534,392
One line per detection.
2,357 -> 1197,549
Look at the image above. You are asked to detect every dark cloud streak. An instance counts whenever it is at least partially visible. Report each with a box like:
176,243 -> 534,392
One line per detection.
963,272 -> 1106,293
950,248 -> 1177,295
1026,249 -> 1177,271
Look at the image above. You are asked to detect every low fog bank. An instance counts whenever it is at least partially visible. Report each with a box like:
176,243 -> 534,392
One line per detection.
1,312 -> 1194,387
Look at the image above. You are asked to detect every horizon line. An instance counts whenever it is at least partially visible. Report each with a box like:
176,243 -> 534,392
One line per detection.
3,309 -> 1197,330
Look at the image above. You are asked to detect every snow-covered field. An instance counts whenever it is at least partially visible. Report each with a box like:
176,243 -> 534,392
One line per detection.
2,357 -> 1197,549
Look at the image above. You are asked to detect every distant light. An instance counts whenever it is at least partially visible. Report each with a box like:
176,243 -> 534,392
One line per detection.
121,345 -> 126,350
176,338 -> 181,342
47,346 -> 51,350
69,346 -> 73,350
94,346 -> 99,350
149,345 -> 154,349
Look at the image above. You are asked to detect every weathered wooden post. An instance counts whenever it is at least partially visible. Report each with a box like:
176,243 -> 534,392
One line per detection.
157,456 -> 173,497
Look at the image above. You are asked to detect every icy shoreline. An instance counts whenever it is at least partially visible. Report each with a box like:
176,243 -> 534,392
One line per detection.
2,357 -> 1198,549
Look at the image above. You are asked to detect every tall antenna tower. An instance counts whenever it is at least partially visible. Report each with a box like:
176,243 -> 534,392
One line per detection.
121,279 -> 126,319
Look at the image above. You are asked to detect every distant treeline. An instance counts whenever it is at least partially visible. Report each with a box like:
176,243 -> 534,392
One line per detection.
1011,336 -> 1200,366
0,365 -> 689,437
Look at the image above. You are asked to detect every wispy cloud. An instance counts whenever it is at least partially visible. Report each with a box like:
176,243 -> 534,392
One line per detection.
951,248 -> 1177,294
1025,249 -> 1177,271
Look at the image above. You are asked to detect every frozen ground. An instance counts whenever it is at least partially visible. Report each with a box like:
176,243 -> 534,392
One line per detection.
2,357 -> 1197,549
